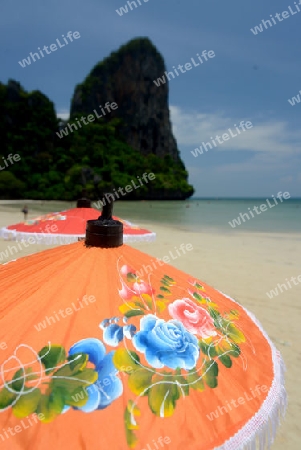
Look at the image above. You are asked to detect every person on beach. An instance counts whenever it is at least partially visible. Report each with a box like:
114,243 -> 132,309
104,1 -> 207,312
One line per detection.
22,205 -> 28,220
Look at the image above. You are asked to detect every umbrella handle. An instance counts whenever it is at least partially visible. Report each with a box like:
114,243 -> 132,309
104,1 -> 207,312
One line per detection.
99,194 -> 113,220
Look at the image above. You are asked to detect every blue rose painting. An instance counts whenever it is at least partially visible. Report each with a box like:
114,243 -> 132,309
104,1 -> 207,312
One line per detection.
132,314 -> 200,370
69,338 -> 123,411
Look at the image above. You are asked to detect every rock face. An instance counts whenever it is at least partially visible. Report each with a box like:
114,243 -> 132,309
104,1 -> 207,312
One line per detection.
70,38 -> 182,163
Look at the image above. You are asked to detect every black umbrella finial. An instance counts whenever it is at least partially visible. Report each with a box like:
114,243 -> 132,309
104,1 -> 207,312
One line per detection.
76,189 -> 91,208
99,198 -> 113,220
85,194 -> 123,248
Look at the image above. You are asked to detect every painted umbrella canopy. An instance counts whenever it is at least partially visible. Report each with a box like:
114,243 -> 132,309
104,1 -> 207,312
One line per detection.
0,219 -> 286,450
0,207 -> 156,244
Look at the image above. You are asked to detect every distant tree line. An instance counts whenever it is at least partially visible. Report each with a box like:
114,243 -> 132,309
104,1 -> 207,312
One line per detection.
0,80 -> 194,200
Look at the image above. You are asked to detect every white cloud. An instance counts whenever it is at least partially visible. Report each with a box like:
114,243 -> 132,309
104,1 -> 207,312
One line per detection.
56,110 -> 69,120
214,152 -> 293,174
170,105 -> 301,154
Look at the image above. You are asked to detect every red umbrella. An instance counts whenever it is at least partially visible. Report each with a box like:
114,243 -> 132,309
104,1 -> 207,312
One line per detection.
0,199 -> 155,244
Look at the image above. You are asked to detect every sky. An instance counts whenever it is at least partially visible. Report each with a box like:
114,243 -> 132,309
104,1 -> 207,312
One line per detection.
1,0 -> 301,197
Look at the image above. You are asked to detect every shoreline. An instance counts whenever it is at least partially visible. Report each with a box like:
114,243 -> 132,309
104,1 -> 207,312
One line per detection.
1,200 -> 300,237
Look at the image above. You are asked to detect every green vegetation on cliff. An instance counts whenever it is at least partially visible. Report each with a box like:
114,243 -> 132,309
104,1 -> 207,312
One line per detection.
0,78 -> 194,200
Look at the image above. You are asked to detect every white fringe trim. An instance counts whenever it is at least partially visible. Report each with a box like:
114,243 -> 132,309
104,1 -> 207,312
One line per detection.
213,291 -> 287,450
123,232 -> 156,243
0,227 -> 156,245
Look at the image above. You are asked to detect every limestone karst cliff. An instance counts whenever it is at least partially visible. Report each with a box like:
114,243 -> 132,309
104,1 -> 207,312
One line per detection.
70,37 -> 194,199
0,39 -> 194,200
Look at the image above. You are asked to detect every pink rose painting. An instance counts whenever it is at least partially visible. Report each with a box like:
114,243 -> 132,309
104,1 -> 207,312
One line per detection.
168,298 -> 217,338
118,265 -> 154,299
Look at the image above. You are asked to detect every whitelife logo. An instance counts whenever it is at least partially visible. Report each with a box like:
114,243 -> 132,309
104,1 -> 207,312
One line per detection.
34,295 -> 96,331
141,436 -> 171,450
56,102 -> 118,139
228,191 -> 290,228
0,153 -> 21,170
0,413 -> 45,442
250,1 -> 301,35
191,121 -> 253,157
92,173 -> 156,209
18,31 -> 81,68
266,275 -> 301,298
0,223 -> 76,263
153,50 -> 215,87
0,341 -> 7,351
136,243 -> 193,278
71,369 -> 121,403
0,239 -> 38,262
116,0 -> 150,16
206,385 -> 268,421
288,88 -> 301,106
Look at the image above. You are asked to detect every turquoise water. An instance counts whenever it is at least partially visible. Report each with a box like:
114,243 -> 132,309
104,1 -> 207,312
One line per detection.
2,199 -> 300,234
113,198 -> 301,234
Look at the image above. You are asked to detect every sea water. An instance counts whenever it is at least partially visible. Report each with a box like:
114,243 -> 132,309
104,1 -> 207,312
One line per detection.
2,199 -> 300,235
114,198 -> 301,234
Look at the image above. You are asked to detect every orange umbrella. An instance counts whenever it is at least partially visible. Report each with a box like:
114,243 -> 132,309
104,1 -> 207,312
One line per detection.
0,206 -> 286,450
0,207 -> 155,244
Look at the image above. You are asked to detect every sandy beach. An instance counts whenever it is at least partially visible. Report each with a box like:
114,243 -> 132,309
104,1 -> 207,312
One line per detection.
0,201 -> 300,449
